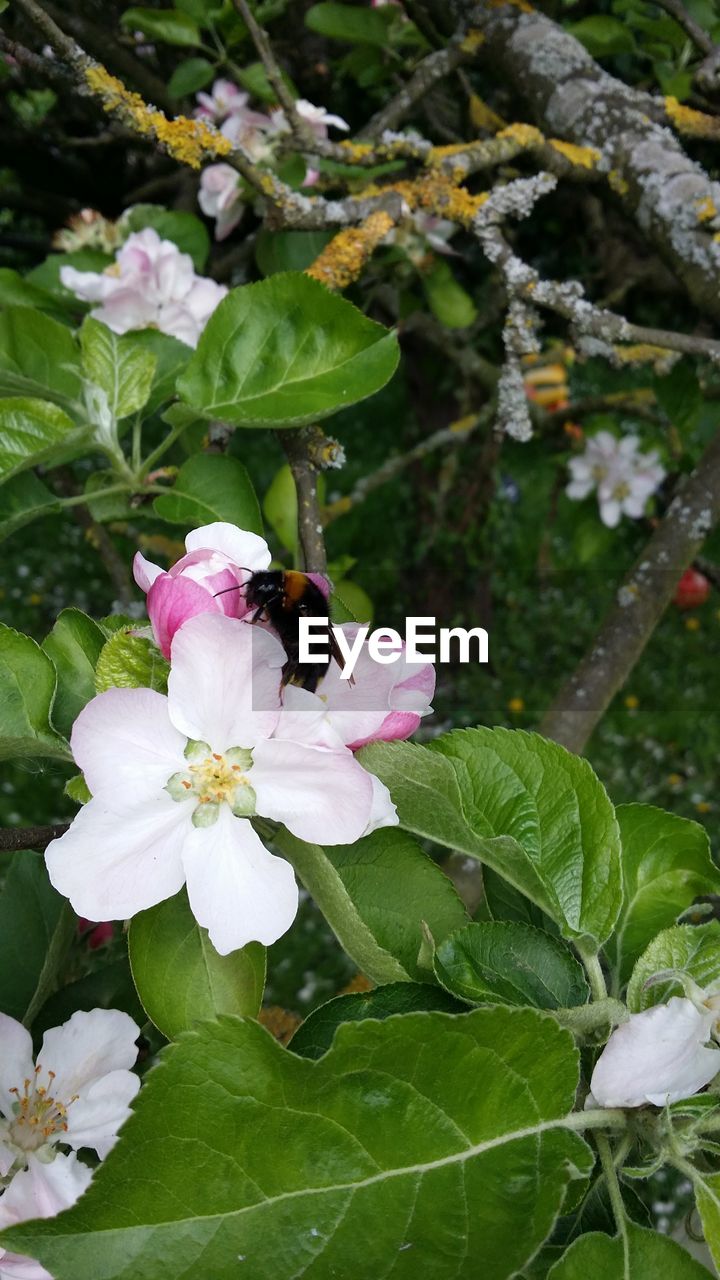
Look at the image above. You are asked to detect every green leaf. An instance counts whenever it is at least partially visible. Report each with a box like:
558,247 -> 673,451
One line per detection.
122,205 -> 210,271
359,729 -> 622,949
289,982 -> 466,1058
0,306 -> 83,405
33,957 -> 146,1040
566,15 -> 636,55
0,624 -> 69,760
41,608 -> 106,738
26,250 -> 112,300
548,1223 -> 711,1277
483,866 -> 558,933
653,359 -> 703,434
693,1169 -> 720,1274
626,922 -> 720,1012
3,1007 -> 592,1280
278,826 -> 468,984
129,888 -> 265,1039
177,273 -> 400,427
306,2 -> 393,44
0,852 -> 75,1024
0,267 -> 72,317
0,397 -> 81,483
263,462 -> 298,555
153,453 -> 263,530
167,56 -> 215,98
80,317 -> 157,420
119,7 -> 201,46
236,60 -> 298,104
434,922 -> 589,1010
94,630 -> 169,693
0,471 -> 60,543
64,773 -> 91,804
134,330 -> 192,411
421,258 -> 477,329
607,804 -> 720,987
255,229 -> 334,277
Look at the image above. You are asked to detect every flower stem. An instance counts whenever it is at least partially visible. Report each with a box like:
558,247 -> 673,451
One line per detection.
564,1109 -> 627,1133
58,484 -> 130,508
596,1132 -> 630,1272
140,420 -> 189,475
577,944 -> 609,1003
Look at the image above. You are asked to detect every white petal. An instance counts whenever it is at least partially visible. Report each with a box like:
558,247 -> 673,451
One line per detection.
590,997 -> 720,1108
132,551 -> 164,593
252,738 -> 373,844
182,806 -> 297,953
184,524 -> 270,571
70,688 -> 187,807
0,1141 -> 17,1178
0,1152 -> 92,1230
274,685 -> 345,749
363,773 -> 399,837
45,794 -> 188,921
167,614 -> 283,750
0,1016 -> 34,1122
0,1252 -> 53,1280
64,1069 -> 139,1158
39,1008 -> 139,1109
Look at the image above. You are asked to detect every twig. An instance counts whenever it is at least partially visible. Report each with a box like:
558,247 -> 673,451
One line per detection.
0,30 -> 71,83
230,0 -> 316,149
0,824 -> 70,853
277,429 -> 328,573
539,425 -> 720,753
359,30 -> 477,139
654,0 -> 714,55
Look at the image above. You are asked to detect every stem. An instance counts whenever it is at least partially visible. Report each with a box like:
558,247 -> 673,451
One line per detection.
57,484 -> 129,509
132,416 -> 143,473
553,998 -> 627,1036
577,945 -> 609,1003
564,1109 -> 627,1133
277,429 -> 327,574
596,1133 -> 630,1272
140,421 -> 189,475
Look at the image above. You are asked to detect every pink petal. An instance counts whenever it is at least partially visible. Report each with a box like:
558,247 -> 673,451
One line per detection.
167,614 -> 283,750
252,738 -> 373,844
146,573 -> 221,658
0,1152 -> 92,1231
70,687 -> 186,804
182,806 -> 298,953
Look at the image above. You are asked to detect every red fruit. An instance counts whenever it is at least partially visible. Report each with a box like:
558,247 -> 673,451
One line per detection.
673,568 -> 710,610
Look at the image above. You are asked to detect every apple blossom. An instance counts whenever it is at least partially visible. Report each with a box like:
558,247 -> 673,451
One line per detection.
45,614 -> 397,955
0,1154 -> 92,1280
566,430 -> 665,528
60,228 -> 227,347
268,99 -> 349,140
384,212 -> 458,265
590,994 -> 720,1108
194,80 -> 257,125
198,165 -> 244,241
133,521 -> 271,658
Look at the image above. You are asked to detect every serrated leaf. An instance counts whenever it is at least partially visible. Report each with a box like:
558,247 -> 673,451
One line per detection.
2,1007 -> 592,1280
0,306 -> 83,405
0,471 -> 60,542
434,922 -> 589,1010
80,317 -> 157,420
119,7 -> 201,46
129,888 -> 265,1039
153,453 -> 263,529
0,852 -> 75,1024
289,982 -> 465,1059
42,608 -> 106,737
0,624 -> 69,760
94,630 -> 169,693
607,804 -> 720,987
626,922 -> 720,1011
177,273 -> 400,427
548,1222 -> 711,1277
0,397 -> 82,483
359,729 -> 622,949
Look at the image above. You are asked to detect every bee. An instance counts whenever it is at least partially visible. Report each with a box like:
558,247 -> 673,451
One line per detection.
216,569 -> 348,692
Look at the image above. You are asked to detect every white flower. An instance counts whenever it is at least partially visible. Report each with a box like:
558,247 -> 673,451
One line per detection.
60,228 -> 227,347
0,1152 -> 92,1280
384,211 -> 458,264
268,98 -> 349,140
0,1008 -> 139,1280
198,164 -> 244,241
195,79 -> 248,123
45,613 -> 397,956
590,995 -> 720,1108
566,431 -> 665,528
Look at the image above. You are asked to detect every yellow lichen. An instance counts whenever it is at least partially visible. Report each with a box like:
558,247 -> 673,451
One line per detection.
664,96 -> 720,140
84,63 -> 232,168
548,139 -> 600,169
489,0 -> 534,11
696,195 -> 717,223
449,413 -> 479,435
305,210 -> 395,291
460,29 -> 485,53
469,94 -> 505,135
497,122 -> 544,148
607,169 -> 629,196
337,140 -> 374,160
613,343 -> 674,366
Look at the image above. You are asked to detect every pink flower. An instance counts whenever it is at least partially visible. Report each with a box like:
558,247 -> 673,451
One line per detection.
194,79 -> 249,123
316,624 -> 435,750
268,99 -> 349,140
45,615 -> 397,954
60,228 -> 227,347
198,164 -> 244,241
133,522 -> 271,659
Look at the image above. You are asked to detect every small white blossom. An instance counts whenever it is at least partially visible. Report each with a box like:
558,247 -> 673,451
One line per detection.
590,993 -> 720,1108
198,165 -> 244,241
566,430 -> 665,528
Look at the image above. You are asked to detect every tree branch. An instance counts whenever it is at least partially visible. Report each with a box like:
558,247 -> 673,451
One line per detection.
0,824 -> 69,853
539,426 -> 720,753
654,0 -> 714,56
277,429 -> 328,573
359,29 -> 477,139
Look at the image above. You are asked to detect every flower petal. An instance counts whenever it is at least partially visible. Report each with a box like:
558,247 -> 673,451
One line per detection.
252,738 -> 373,844
167,614 -> 283,750
39,1008 -> 139,1108
0,1152 -> 92,1230
132,551 -> 164,593
146,573 -> 222,659
70,687 -> 186,805
363,773 -> 399,837
590,997 -> 720,1108
45,794 -> 188,921
182,806 -> 297,953
64,1069 -> 140,1158
184,523 -> 271,572
0,1015 -> 34,1122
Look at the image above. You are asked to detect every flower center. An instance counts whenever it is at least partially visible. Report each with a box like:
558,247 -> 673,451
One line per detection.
6,1066 -> 77,1153
166,741 -> 256,828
